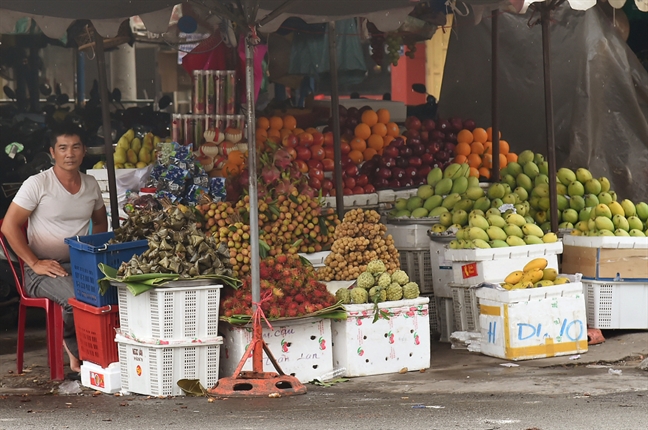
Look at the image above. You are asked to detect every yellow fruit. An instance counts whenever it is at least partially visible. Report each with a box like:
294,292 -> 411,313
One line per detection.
136,161 -> 148,169
505,271 -> 524,284
117,136 -> 130,151
535,280 -> 555,288
115,163 -> 125,169
542,232 -> 558,243
542,268 -> 558,281
523,258 -> 548,272
130,137 -> 142,153
92,160 -> 105,169
126,149 -> 138,164
522,223 -> 544,238
553,277 -> 570,285
501,283 -> 515,290
523,268 -> 544,283
124,129 -> 135,141
113,148 -> 127,164
138,147 -> 152,164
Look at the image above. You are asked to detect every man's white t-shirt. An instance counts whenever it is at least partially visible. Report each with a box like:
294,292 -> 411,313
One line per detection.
13,168 -> 104,263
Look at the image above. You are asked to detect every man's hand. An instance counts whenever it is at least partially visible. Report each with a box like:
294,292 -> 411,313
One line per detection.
31,259 -> 69,278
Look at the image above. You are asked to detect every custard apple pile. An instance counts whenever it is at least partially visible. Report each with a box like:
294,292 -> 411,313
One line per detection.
348,259 -> 419,304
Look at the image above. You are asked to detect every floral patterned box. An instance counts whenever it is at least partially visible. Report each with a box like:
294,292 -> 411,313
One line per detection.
218,317 -> 333,383
331,297 -> 430,377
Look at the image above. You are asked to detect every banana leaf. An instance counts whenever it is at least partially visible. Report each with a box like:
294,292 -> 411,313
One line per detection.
220,301 -> 347,325
98,263 -> 240,296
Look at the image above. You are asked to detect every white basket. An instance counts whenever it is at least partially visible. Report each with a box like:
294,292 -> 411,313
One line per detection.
436,297 -> 455,343
583,280 -> 648,329
400,249 -> 434,294
450,284 -> 480,333
116,335 -> 222,396
116,284 -> 222,341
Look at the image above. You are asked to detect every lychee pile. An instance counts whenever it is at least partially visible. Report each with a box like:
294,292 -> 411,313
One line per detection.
220,254 -> 338,320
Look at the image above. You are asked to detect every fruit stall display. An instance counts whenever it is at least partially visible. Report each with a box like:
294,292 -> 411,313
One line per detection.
500,258 -> 572,290
452,126 -> 519,180
334,262 -> 421,305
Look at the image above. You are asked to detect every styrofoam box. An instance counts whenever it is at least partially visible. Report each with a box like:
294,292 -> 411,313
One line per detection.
87,169 -> 138,192
116,284 -> 222,341
386,224 -> 432,250
116,335 -> 222,396
331,297 -> 430,377
323,194 -> 379,209
219,318 -> 333,383
376,188 -> 418,204
476,283 -> 588,361
298,251 -> 331,268
450,284 -> 480,332
563,235 -> 648,249
582,280 -> 648,329
429,236 -> 456,298
81,361 -> 121,394
446,243 -> 562,286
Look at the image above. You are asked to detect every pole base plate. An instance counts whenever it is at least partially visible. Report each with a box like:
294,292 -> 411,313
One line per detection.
208,371 -> 307,398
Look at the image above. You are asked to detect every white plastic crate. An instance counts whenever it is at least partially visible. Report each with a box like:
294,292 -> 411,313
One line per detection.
450,284 -> 480,333
219,318 -> 333,383
421,293 -> 438,333
445,242 -> 563,262
429,236 -> 456,298
386,224 -> 432,250
476,283 -> 588,361
331,298 -> 430,377
563,235 -> 648,249
399,249 -> 434,295
376,188 -> 417,203
437,297 -> 455,343
116,334 -> 222,396
583,280 -> 648,329
116,284 -> 222,341
81,361 -> 121,394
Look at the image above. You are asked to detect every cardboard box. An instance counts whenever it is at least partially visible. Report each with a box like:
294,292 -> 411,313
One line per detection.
476,283 -> 588,361
331,297 -> 430,377
219,318 -> 333,383
562,236 -> 648,281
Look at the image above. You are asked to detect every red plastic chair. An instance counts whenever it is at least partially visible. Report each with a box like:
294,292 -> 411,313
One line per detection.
0,219 -> 65,381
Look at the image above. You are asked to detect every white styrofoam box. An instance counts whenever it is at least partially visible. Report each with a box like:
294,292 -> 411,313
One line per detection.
331,297 -> 430,377
446,243 -> 561,286
87,168 -> 139,192
437,297 -> 455,343
116,284 -> 222,341
298,251 -> 331,268
219,318 -> 333,383
81,361 -> 121,394
116,335 -> 222,396
445,241 -> 563,262
376,188 -> 418,203
582,280 -> 648,329
563,234 -> 648,249
399,249 -> 434,298
323,193 -> 379,209
387,224 -> 432,250
429,236 -> 456,298
324,280 -> 355,295
476,283 -> 588,361
450,284 -> 480,332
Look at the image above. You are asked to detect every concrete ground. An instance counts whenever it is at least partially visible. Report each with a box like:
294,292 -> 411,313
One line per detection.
1,308 -> 647,429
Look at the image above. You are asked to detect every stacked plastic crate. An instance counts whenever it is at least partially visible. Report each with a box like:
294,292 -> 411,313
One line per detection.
114,282 -> 223,396
65,232 -> 148,394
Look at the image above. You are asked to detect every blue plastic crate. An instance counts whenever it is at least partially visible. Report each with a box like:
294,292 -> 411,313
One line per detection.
65,232 -> 148,307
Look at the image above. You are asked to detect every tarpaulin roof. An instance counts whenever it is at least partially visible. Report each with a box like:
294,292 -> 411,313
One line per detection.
0,0 -> 421,38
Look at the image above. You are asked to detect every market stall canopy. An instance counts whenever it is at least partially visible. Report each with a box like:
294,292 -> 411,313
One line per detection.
0,0 -> 421,38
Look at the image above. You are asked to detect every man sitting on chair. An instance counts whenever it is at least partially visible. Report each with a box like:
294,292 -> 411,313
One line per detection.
1,123 -> 108,375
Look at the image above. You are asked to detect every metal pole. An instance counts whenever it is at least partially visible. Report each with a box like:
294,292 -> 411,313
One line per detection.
94,29 -> 120,230
491,11 -> 500,182
328,22 -> 344,220
245,34 -> 262,372
541,6 -> 559,233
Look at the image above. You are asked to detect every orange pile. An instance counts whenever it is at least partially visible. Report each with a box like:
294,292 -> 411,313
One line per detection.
347,108 -> 399,165
453,127 -> 518,179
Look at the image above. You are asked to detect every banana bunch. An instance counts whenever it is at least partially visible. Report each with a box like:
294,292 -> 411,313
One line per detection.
500,258 -> 570,290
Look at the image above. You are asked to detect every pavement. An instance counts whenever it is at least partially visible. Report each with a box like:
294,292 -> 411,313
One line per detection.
1,308 -> 647,397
